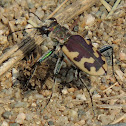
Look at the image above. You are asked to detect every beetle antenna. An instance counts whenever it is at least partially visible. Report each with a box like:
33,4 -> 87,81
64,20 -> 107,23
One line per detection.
7,27 -> 38,40
78,74 -> 95,116
29,11 -> 42,21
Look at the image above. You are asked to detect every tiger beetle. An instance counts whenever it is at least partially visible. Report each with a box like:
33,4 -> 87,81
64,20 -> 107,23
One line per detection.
10,15 -> 117,115
26,17 -> 116,114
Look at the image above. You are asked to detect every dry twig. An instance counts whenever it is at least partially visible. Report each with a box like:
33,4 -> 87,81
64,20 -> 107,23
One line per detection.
96,104 -> 126,109
100,0 -> 112,12
94,94 -> 126,101
111,114 -> 126,124
46,0 -> 69,19
106,0 -> 121,19
102,82 -> 119,93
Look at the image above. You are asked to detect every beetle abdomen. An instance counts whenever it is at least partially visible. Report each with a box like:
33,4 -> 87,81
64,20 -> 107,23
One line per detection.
62,35 -> 107,76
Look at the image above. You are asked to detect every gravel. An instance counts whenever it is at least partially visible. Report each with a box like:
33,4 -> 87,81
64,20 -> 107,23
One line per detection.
0,0 -> 126,125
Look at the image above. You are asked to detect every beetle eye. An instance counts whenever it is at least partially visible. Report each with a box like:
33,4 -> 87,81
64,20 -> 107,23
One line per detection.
40,26 -> 50,36
48,17 -> 57,22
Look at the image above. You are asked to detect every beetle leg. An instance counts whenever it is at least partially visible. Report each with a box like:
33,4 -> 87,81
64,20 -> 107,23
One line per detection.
99,46 -> 120,85
54,54 -> 64,75
27,46 -> 57,86
78,72 -> 95,116
41,52 -> 64,112
74,69 -> 81,80
99,46 -> 114,75
27,46 -> 58,112
99,45 -> 113,54
99,46 -> 114,76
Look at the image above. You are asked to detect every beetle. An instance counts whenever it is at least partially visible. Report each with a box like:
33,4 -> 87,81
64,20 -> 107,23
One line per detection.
35,18 -> 109,76
25,17 -> 115,114
9,16 -> 114,114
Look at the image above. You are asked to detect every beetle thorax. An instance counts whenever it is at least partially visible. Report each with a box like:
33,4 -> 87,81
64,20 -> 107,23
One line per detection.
49,23 -> 72,44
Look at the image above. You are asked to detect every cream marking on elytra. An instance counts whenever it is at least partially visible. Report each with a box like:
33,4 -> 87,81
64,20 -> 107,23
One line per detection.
62,46 -> 107,75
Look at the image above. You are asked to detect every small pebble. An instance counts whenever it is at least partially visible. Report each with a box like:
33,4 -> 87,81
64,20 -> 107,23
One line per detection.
0,107 -> 5,115
59,106 -> 66,112
78,109 -> 85,118
68,87 -> 75,93
25,114 -> 33,121
92,43 -> 99,49
12,102 -> 28,108
100,85 -> 107,90
95,11 -> 102,18
12,68 -> 20,86
55,116 -> 69,125
31,102 -> 37,107
62,88 -> 68,95
10,123 -> 20,126
76,94 -> 86,101
67,103 -> 74,109
66,69 -> 74,83
122,106 -> 126,113
1,16 -> 8,25
92,94 -> 101,99
99,114 -> 112,125
77,119 -> 86,125
2,111 -> 12,119
1,121 -> 9,126
36,121 -> 41,125
106,89 -> 112,96
88,30 -> 92,38
15,90 -> 21,99
43,115 -> 49,120
42,1 -> 56,10
15,113 -> 26,124
25,24 -> 34,34
101,77 -> 107,83
27,2 -> 34,9
48,121 -> 54,125
119,52 -> 126,61
41,45 -> 48,52
69,110 -> 78,121
83,14 -> 95,26
15,17 -> 27,26
41,90 -> 51,97
121,63 -> 126,68
109,99 -> 117,105
0,30 -> 4,35
34,94 -> 44,99
0,35 -> 7,44
116,69 -> 124,81
109,76 -> 116,83
20,0 -> 26,7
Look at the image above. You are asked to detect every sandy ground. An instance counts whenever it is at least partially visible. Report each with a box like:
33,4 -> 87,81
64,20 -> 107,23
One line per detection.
0,0 -> 126,126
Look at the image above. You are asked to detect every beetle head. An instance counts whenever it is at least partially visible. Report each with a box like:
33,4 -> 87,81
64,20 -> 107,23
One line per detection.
39,18 -> 58,36
39,25 -> 50,36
